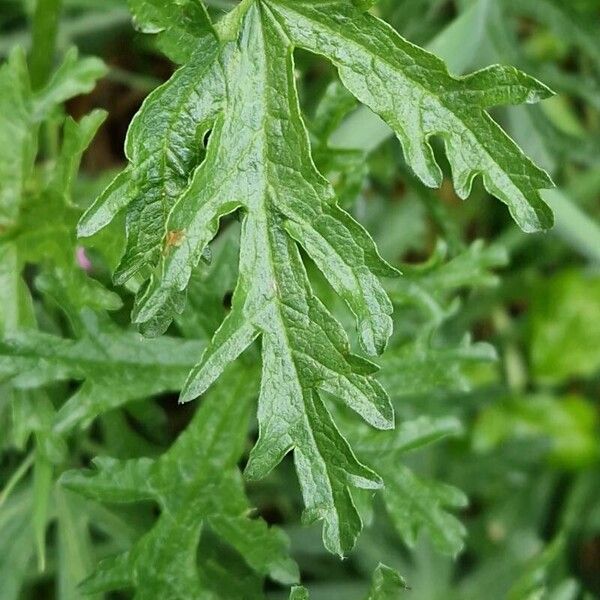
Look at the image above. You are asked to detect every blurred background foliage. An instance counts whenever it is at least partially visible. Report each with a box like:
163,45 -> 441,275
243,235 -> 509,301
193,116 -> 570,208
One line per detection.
1,0 -> 599,598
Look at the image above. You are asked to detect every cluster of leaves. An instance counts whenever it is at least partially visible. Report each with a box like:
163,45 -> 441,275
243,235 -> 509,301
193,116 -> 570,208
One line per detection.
1,0 -> 599,599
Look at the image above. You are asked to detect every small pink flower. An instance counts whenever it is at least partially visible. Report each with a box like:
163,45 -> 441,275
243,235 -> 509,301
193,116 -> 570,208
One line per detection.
76,247 -> 92,272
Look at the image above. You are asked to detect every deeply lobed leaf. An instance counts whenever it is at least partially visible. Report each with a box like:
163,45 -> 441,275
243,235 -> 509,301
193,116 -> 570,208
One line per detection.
0,311 -> 204,433
77,0 -> 554,556
0,47 -> 105,228
61,364 -> 298,599
268,0 -> 554,232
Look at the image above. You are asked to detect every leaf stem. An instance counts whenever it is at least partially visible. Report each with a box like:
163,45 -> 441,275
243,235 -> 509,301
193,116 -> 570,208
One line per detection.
0,451 -> 35,509
29,0 -> 63,90
492,307 -> 527,393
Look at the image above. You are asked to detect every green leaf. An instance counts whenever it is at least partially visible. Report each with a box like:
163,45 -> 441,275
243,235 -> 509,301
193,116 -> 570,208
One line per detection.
0,243 -> 34,335
77,28 -> 224,283
48,111 -> 107,200
127,0 -> 214,64
384,240 -> 507,327
78,0 -> 552,557
0,46 -> 105,228
268,0 -> 555,233
379,336 -> 497,399
352,416 -> 464,457
83,2 -> 394,556
12,112 -> 111,279
61,364 -> 298,599
390,241 -> 508,300
310,81 -> 358,143
473,395 -> 599,469
32,451 -> 52,571
381,464 -> 468,556
0,311 -> 204,432
0,48 -> 35,228
174,223 -> 241,341
0,489 -> 34,600
289,587 -> 309,600
0,50 -> 110,324
366,563 -> 409,599
530,270 -> 600,383
56,490 -> 98,600
350,416 -> 467,556
31,47 -> 107,120
310,82 -> 367,209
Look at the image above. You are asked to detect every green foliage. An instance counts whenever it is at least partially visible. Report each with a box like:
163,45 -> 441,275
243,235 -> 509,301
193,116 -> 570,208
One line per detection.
352,416 -> 468,556
0,47 -> 105,229
0,311 -> 204,433
1,0 -> 599,598
366,564 -> 409,599
78,0 -> 552,556
529,270 -> 600,383
293,562 -> 408,599
474,395 -> 599,469
61,364 -> 298,598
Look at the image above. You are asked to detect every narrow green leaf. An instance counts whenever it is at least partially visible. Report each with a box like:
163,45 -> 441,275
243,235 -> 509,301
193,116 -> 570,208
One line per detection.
32,451 -> 52,571
0,244 -> 35,335
56,490 -> 98,600
0,48 -> 35,228
78,31 -> 223,283
28,0 -> 63,90
48,110 -> 107,199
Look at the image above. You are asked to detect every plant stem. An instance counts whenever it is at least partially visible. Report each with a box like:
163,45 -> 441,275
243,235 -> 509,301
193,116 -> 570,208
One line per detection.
492,307 -> 528,393
0,451 -> 35,509
29,0 -> 63,90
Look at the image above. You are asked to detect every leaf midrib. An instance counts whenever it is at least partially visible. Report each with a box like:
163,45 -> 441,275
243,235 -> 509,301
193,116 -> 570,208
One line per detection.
250,3 -> 342,518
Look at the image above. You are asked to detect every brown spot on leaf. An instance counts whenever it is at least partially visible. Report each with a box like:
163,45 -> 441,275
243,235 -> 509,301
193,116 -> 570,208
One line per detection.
165,229 -> 185,253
